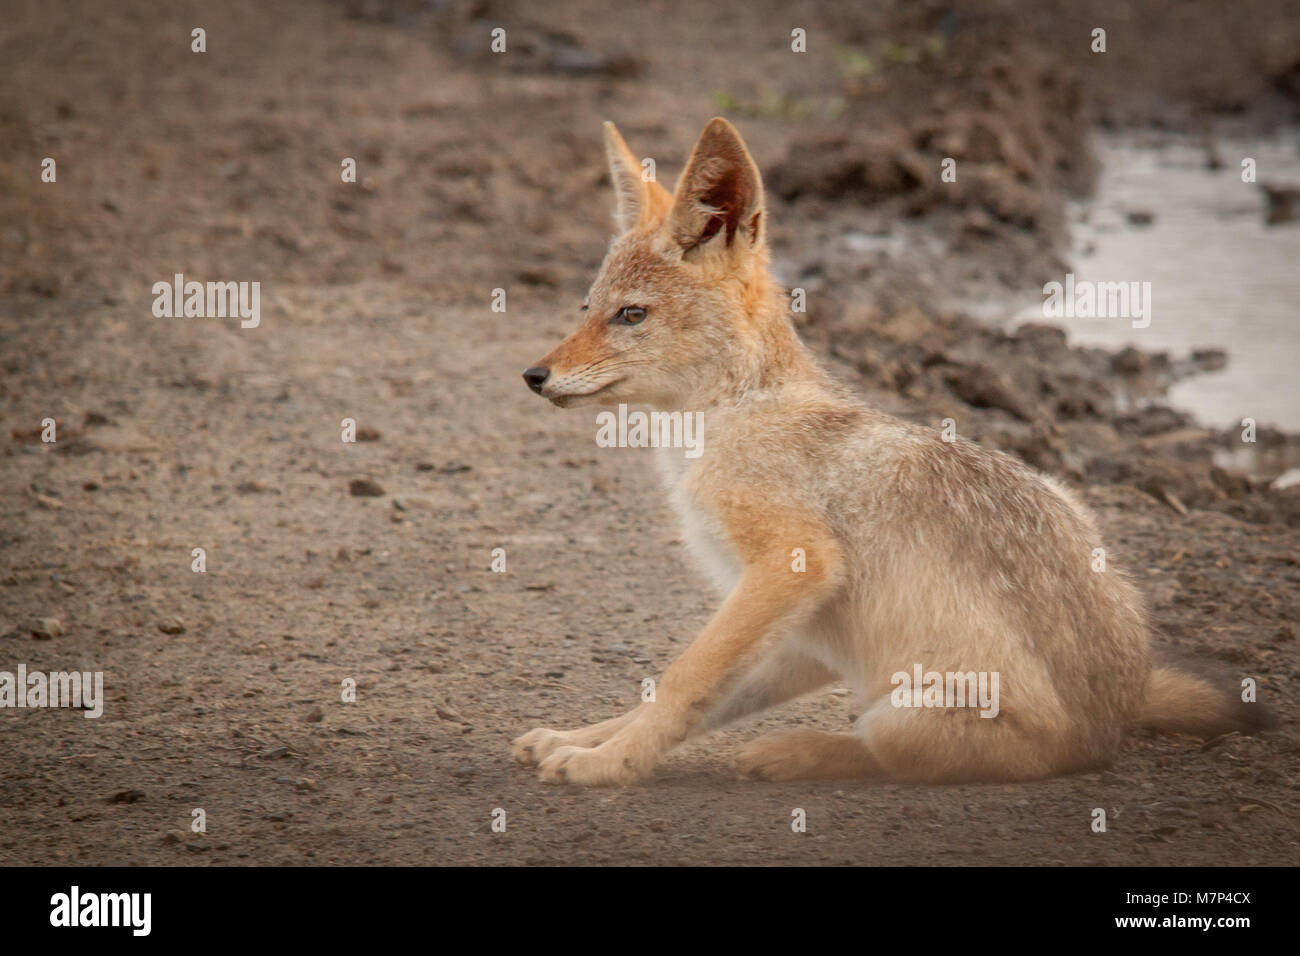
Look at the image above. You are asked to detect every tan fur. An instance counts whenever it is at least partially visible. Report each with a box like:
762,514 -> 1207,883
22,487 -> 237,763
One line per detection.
1140,666 -> 1267,739
513,118 -> 1266,786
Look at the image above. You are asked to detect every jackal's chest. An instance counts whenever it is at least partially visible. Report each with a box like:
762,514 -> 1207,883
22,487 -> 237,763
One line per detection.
654,447 -> 743,594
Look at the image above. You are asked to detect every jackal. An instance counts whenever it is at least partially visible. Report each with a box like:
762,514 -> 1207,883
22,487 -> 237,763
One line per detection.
514,118 -> 1265,785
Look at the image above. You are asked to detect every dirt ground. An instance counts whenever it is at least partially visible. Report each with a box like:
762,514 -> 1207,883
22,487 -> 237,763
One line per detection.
1,0 -> 1297,866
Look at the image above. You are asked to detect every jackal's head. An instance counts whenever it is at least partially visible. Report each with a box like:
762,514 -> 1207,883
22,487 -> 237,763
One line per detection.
524,117 -> 779,410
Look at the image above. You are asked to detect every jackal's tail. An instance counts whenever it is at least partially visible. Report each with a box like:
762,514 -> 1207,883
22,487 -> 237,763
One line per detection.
1140,666 -> 1276,738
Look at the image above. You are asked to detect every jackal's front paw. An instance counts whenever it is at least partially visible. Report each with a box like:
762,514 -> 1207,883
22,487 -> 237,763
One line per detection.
537,742 -> 647,786
511,728 -> 576,767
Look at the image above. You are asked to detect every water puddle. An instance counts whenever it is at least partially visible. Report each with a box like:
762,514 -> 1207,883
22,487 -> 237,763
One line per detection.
1015,130 -> 1300,434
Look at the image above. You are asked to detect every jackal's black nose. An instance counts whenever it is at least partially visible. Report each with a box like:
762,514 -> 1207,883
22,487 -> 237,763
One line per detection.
522,366 -> 550,394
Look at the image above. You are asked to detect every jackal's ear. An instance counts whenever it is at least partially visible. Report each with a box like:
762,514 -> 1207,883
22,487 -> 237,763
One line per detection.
668,117 -> 765,256
603,122 -> 649,234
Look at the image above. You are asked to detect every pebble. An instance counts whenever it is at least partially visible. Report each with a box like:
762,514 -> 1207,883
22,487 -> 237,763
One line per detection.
349,477 -> 385,497
31,617 -> 63,639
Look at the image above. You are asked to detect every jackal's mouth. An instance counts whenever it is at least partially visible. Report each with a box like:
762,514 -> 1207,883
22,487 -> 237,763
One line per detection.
549,378 -> 620,407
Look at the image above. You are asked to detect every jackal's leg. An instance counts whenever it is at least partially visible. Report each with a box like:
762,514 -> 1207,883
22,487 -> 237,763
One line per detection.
512,706 -> 645,766
536,501 -> 844,785
737,729 -> 881,781
514,643 -> 832,767
737,688 -> 1075,783
697,643 -> 837,733
854,692 -> 1071,784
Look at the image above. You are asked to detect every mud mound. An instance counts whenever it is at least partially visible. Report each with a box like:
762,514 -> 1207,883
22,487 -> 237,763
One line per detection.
803,300 -> 1300,527
766,0 -> 1300,298
768,20 -> 1091,246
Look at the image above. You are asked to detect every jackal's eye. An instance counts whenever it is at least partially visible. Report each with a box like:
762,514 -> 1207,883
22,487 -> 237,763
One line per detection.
611,306 -> 647,326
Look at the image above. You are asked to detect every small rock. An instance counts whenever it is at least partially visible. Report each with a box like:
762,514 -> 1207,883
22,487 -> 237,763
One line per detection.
1110,346 -> 1148,375
108,789 -> 146,804
1261,182 -> 1300,226
305,706 -> 325,723
355,426 -> 381,442
1210,467 -> 1252,497
961,209 -> 997,236
349,477 -> 385,497
1204,138 -> 1224,170
942,364 -> 1034,422
31,617 -> 63,639
1190,347 -> 1227,372
158,616 -> 186,635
